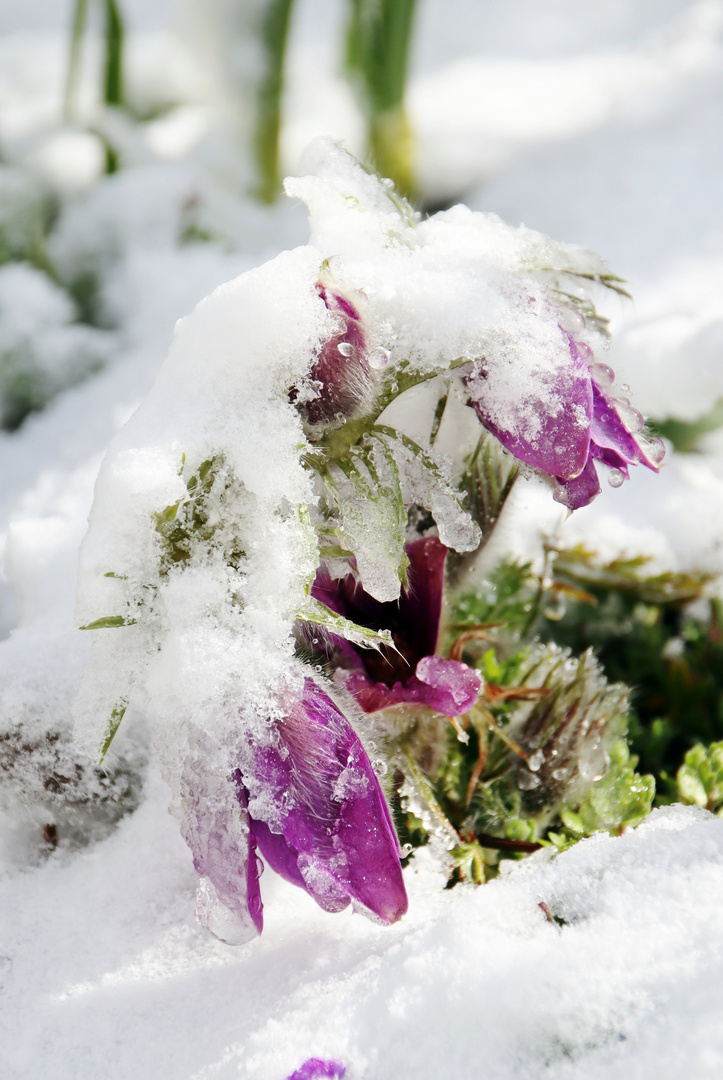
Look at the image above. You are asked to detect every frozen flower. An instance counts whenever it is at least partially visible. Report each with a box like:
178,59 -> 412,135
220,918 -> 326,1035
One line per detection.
312,537 -> 482,716
233,678 -> 407,932
465,325 -> 665,509
295,283 -> 375,431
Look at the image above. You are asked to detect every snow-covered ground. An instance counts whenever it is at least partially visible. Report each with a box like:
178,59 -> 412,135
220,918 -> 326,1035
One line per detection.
2,2 -> 723,1078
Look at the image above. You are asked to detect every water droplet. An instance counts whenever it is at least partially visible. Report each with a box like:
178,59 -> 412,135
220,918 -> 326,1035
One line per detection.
402,843 -> 413,856
528,749 -> 545,772
607,468 -> 625,488
382,177 -> 395,189
544,596 -> 567,621
312,637 -> 319,644
639,436 -> 666,467
558,308 -> 585,333
368,345 -> 390,369
620,382 -> 630,394
615,402 -> 644,433
337,341 -> 353,357
373,758 -> 388,776
314,664 -> 323,672
574,340 -> 593,362
368,740 -> 377,751
591,362 -> 615,388
552,767 -> 568,782
517,769 -> 541,791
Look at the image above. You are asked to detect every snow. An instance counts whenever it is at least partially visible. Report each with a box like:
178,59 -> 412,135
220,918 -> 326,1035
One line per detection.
4,791 -> 723,1079
2,1 -> 723,1077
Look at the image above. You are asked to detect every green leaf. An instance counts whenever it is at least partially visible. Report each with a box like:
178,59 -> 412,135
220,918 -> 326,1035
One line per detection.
296,597 -> 395,651
677,740 -> 723,812
99,701 -> 127,763
560,739 -> 655,837
79,615 -> 136,630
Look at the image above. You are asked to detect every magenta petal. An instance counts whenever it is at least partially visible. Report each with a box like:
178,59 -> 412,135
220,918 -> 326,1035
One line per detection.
346,656 -> 481,717
286,1060 -> 346,1080
590,383 -> 663,473
590,384 -> 644,465
241,679 -> 407,925
465,336 -> 593,480
302,285 -> 372,428
312,537 -> 448,685
247,813 -> 307,891
554,457 -> 601,509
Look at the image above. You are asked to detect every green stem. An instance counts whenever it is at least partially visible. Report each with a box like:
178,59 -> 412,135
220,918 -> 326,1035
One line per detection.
254,0 -> 295,203
345,0 -> 419,199
103,0 -> 124,107
102,0 -> 125,174
63,0 -> 90,120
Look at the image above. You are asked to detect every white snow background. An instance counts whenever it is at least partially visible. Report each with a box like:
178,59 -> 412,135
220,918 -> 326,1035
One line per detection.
2,1 -> 723,1078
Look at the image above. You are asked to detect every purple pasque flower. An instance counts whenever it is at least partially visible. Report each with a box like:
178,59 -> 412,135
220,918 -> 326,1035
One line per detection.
465,322 -> 665,510
312,537 -> 482,717
286,1059 -> 346,1080
235,677 -> 407,931
297,283 -> 376,430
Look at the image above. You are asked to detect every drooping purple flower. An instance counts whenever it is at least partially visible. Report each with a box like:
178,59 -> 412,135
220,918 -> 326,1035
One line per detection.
286,1059 -> 346,1080
312,536 -> 482,717
297,284 -> 375,430
237,678 -> 407,928
465,322 -> 665,509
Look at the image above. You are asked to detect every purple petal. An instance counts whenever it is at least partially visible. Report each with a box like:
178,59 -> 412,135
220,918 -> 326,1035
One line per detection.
465,334 -> 593,480
591,383 -> 664,472
286,1060 -> 346,1080
241,679 -> 407,925
554,457 -> 601,510
301,285 -> 373,428
346,655 -> 481,718
312,537 -> 448,686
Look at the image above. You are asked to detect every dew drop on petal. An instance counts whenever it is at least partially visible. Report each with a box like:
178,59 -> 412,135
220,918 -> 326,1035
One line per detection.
591,362 -> 615,388
402,843 -> 414,856
373,758 -> 388,776
620,382 -> 630,394
608,468 -> 625,488
558,308 -> 586,333
337,341 -> 353,357
615,402 -> 644,433
642,436 -> 666,467
369,346 -> 390,369
575,340 -> 593,362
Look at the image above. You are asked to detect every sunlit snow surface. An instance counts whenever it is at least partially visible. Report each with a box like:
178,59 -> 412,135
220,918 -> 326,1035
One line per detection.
2,0 -> 723,1077
4,786 -> 723,1080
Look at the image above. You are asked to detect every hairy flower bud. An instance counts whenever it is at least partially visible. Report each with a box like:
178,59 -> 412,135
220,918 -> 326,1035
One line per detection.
297,283 -> 375,431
